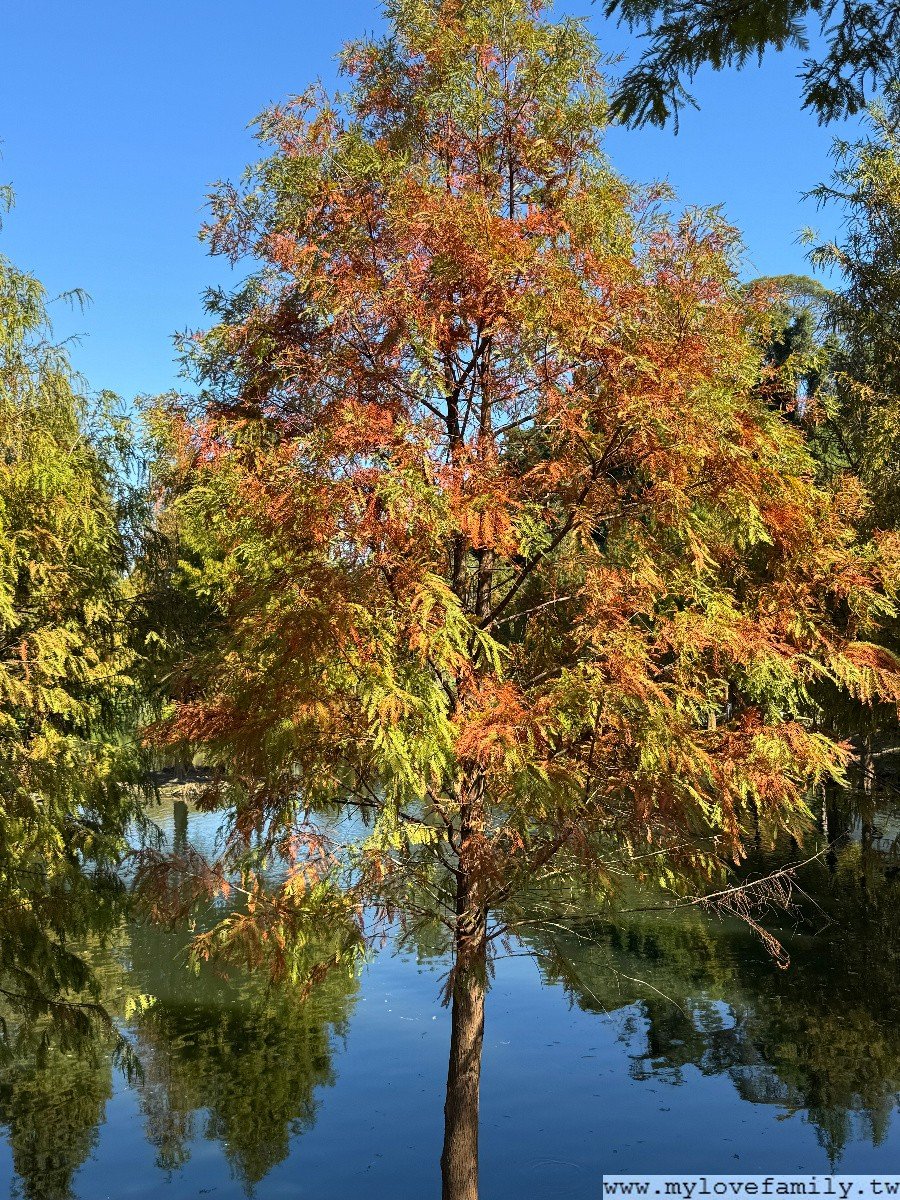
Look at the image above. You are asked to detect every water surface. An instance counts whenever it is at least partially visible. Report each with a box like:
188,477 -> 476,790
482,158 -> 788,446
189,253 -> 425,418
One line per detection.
1,801 -> 897,1199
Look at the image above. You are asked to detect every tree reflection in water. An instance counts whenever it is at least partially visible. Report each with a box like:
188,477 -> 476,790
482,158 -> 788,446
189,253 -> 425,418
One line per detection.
0,1036 -> 113,1200
1,826 -> 899,1198
532,840 -> 900,1167
0,902 -> 359,1200
126,919 -> 358,1187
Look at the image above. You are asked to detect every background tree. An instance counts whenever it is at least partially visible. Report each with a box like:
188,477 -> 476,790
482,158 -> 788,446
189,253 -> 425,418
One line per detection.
0,191 -> 146,1031
129,398 -> 227,740
605,0 -> 900,129
808,92 -> 900,530
749,273 -> 835,420
143,3 -> 900,1197
801,95 -> 900,792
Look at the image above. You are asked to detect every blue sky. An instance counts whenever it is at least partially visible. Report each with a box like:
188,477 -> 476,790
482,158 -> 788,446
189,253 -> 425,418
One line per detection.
0,1 -> 860,402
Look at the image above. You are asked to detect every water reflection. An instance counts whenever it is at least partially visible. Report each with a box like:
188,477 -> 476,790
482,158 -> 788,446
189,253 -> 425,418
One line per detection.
534,842 -> 900,1167
0,1034 -> 113,1200
0,913 -> 359,1200
0,796 -> 898,1198
0,792 -> 360,1200
128,924 -> 358,1187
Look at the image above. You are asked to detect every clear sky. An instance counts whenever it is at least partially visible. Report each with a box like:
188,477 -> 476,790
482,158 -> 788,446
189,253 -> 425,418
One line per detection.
0,1 -> 861,402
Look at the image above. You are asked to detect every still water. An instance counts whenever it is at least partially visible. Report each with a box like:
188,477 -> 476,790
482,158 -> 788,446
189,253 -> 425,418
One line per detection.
2,801 -> 898,1200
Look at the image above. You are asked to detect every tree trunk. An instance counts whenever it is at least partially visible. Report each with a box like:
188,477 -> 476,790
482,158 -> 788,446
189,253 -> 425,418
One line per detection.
441,913 -> 487,1200
173,796 -> 188,852
861,734 -> 875,796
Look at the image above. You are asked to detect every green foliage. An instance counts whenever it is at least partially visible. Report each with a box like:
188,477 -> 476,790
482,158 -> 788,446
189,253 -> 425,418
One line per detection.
606,0 -> 900,129
809,92 -> 900,531
788,96 -> 900,762
748,274 -> 836,414
0,204 -> 147,1024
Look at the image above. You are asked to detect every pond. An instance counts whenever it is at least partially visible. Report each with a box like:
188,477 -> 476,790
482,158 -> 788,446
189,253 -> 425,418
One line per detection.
2,800 -> 898,1200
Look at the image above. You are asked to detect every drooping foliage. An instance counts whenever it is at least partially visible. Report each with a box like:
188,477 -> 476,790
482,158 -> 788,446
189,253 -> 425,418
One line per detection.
146,0 -> 900,982
605,0 -> 900,129
795,95 -> 900,780
809,93 -> 900,532
141,8 -> 900,1194
0,198 -> 145,1026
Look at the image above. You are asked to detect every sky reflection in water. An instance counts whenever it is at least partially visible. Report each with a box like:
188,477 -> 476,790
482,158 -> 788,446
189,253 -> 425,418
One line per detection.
1,800 -> 898,1200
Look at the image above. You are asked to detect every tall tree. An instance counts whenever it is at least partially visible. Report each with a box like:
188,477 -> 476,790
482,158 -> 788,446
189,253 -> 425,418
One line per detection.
808,93 -> 900,530
0,193 -> 145,1029
144,3 -> 900,1196
605,0 -> 900,129
800,95 -> 900,788
749,273 -> 835,419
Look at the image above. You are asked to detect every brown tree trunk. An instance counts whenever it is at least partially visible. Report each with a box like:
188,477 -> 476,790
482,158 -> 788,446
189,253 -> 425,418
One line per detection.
173,796 -> 188,852
441,911 -> 487,1200
861,734 -> 875,796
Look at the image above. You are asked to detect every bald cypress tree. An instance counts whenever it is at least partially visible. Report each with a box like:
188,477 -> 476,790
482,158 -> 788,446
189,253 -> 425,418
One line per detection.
144,5 -> 900,1196
0,196 -> 144,1025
